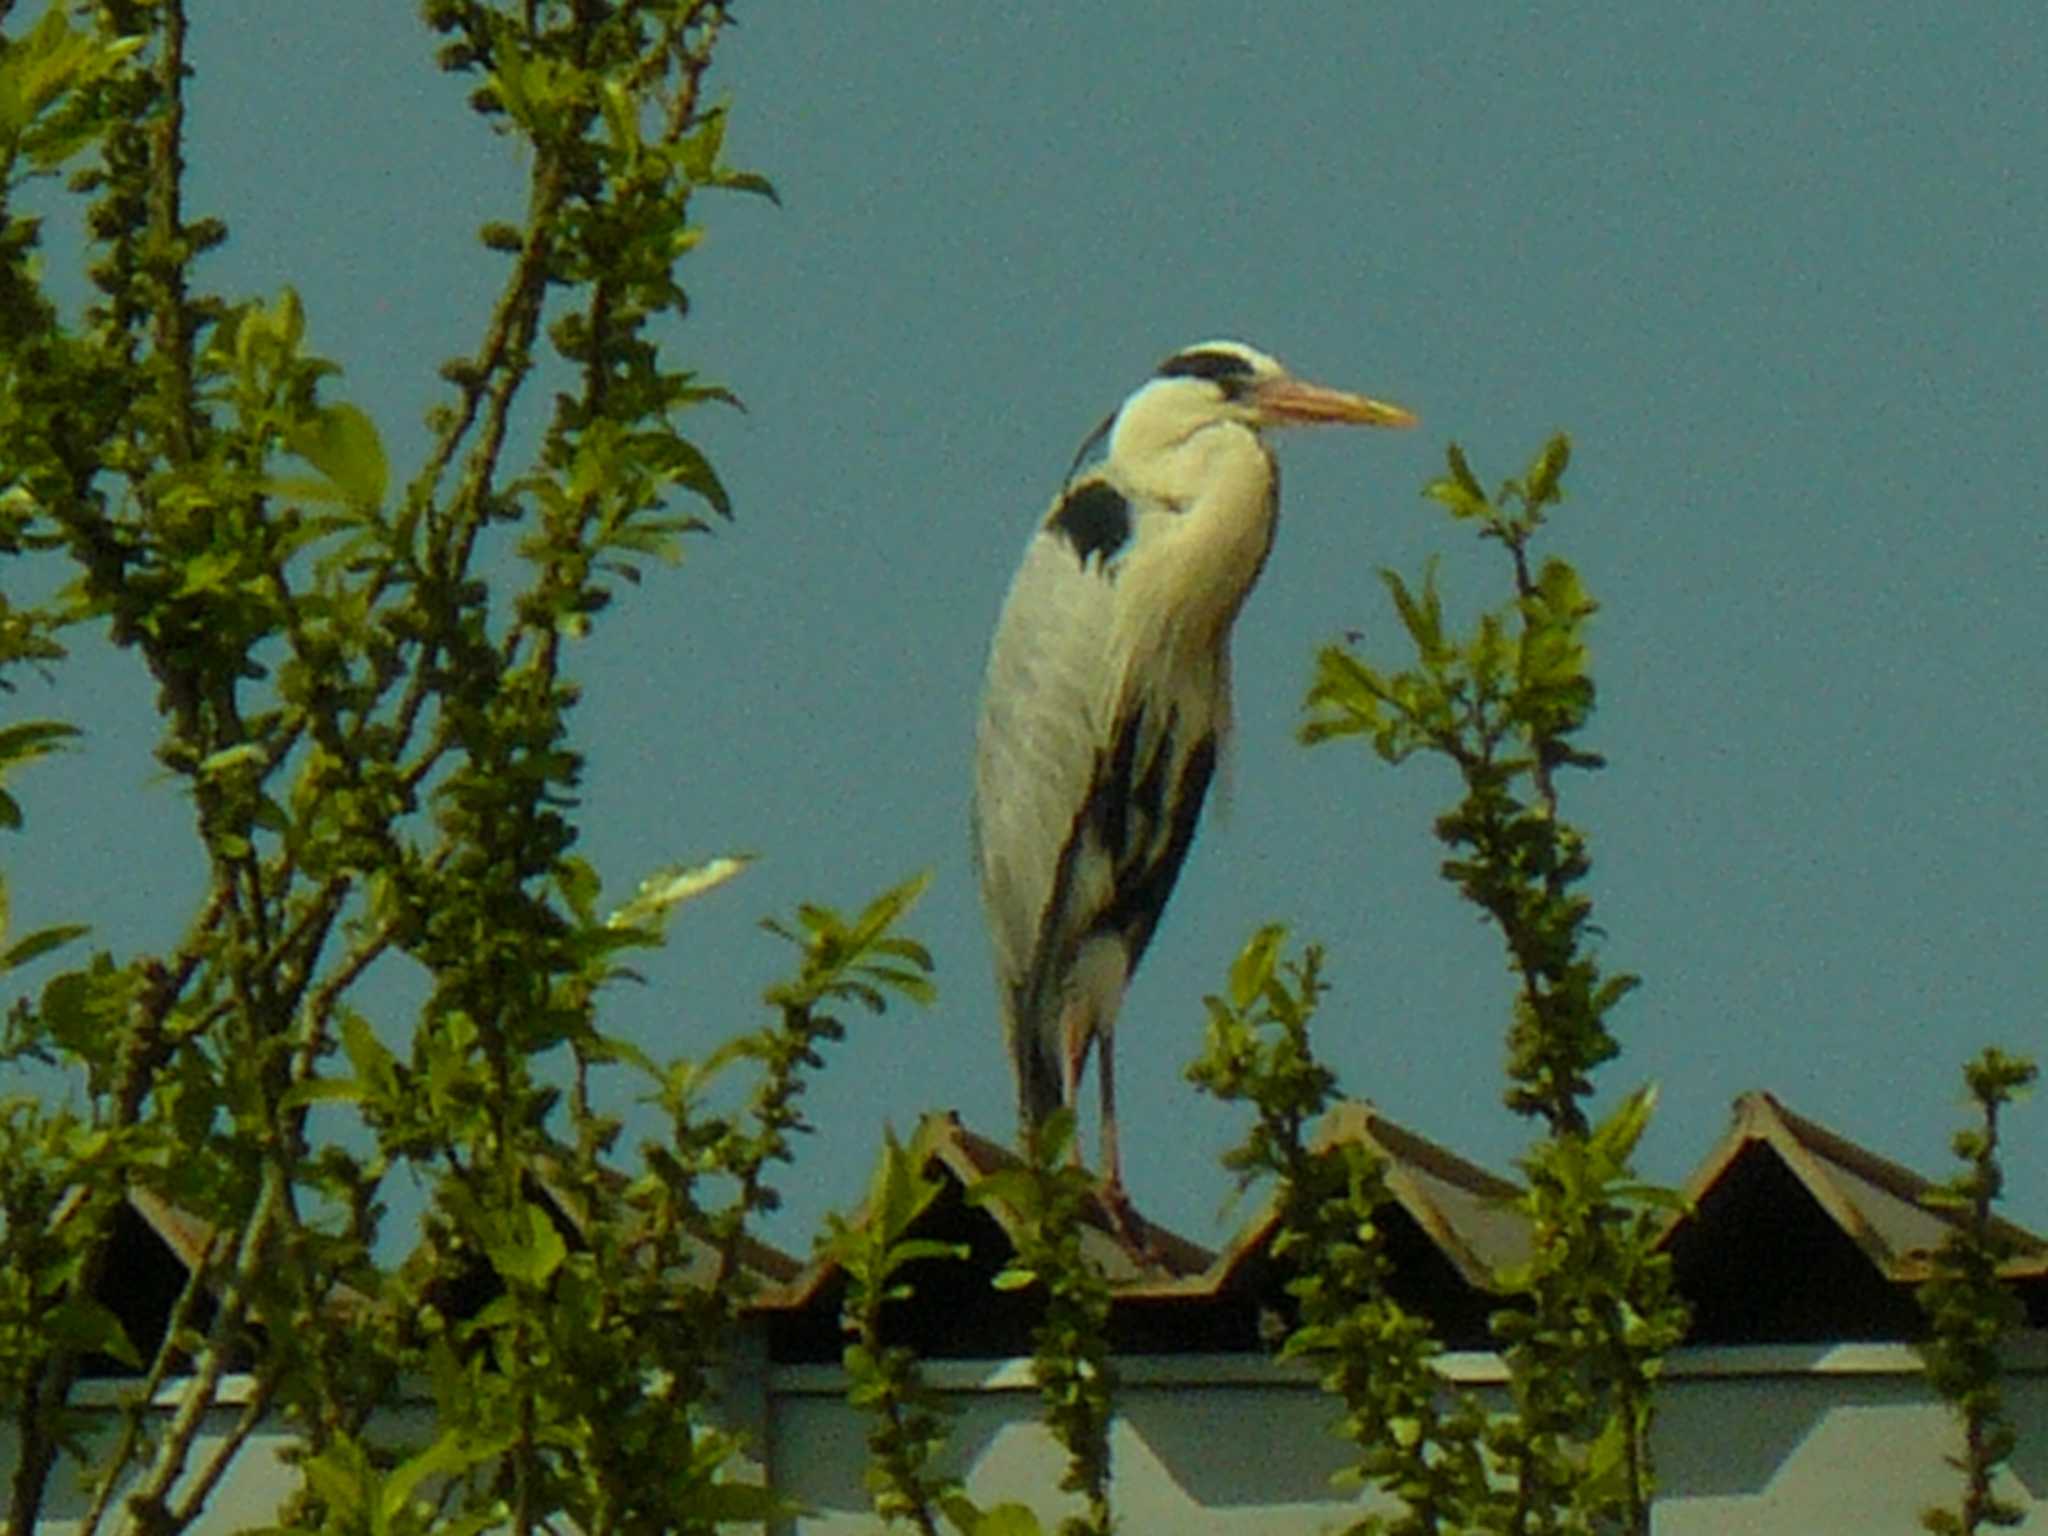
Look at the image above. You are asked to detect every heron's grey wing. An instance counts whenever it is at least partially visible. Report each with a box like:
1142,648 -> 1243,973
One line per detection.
972,493 -> 1128,1023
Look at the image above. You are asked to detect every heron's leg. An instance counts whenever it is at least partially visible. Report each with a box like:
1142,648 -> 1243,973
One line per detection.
1093,1027 -> 1162,1264
1059,1002 -> 1089,1169
1063,937 -> 1126,1174
1098,1024 -> 1121,1194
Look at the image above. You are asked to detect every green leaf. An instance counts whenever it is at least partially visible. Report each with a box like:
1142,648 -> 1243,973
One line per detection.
1228,924 -> 1288,1010
1580,1412 -> 1633,1503
0,719 -> 80,764
1446,441 -> 1485,501
278,1077 -> 365,1109
1532,555 -> 1591,617
581,1029 -> 661,1081
484,40 -> 579,141
0,720 -> 79,830
964,1169 -> 1035,1213
660,434 -> 733,518
962,1502 -> 1044,1536
1590,1082 -> 1659,1167
851,870 -> 934,945
0,7 -> 143,178
605,854 -> 753,932
683,1480 -> 794,1525
269,286 -> 306,351
1301,646 -> 1389,746
380,1427 -> 512,1524
1524,433 -> 1571,508
488,1202 -> 568,1288
340,1013 -> 399,1101
197,742 -> 267,778
48,1297 -> 141,1368
2,922 -> 88,973
1423,442 -> 1489,519
873,934 -> 936,967
715,168 -> 780,203
885,1238 -> 972,1270
598,77 -> 639,162
297,1439 -> 376,1527
863,966 -> 937,1007
283,402 -> 389,511
1379,562 -> 1445,661
862,1123 -> 945,1249
1030,1107 -> 1077,1170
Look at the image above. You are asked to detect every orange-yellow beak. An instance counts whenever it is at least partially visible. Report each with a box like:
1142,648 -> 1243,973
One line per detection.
1254,374 -> 1417,430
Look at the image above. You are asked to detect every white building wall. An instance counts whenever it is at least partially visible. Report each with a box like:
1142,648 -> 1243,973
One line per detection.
763,1340 -> 2048,1535
8,1336 -> 2045,1535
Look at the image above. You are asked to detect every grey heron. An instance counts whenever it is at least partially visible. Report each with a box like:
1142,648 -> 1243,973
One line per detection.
971,340 -> 1415,1216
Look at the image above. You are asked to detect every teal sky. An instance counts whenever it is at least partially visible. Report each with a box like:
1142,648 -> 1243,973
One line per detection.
8,3 -> 2047,1255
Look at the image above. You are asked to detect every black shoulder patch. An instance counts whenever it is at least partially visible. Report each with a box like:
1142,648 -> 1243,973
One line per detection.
1157,348 -> 1256,384
1047,479 -> 1130,570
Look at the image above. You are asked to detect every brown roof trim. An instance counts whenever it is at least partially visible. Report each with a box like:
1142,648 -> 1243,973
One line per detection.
751,1111 -> 1217,1315
1201,1099 -> 1527,1294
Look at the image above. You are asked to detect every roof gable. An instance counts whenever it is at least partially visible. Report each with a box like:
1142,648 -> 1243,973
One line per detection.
1662,1091 -> 2048,1342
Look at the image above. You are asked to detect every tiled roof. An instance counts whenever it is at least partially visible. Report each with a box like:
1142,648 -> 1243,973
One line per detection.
63,1088 -> 2048,1369
754,1102 -> 1533,1355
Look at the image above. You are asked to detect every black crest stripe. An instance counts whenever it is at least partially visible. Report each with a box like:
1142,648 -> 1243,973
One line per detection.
1157,348 -> 1256,383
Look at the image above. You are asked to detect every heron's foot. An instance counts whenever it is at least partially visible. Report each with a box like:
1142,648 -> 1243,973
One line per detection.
1095,1176 -> 1163,1269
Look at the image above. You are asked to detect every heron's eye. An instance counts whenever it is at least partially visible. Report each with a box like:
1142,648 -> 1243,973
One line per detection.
1156,349 -> 1257,396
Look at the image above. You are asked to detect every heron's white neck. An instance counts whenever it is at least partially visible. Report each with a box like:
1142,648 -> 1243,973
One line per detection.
1108,409 -> 1279,666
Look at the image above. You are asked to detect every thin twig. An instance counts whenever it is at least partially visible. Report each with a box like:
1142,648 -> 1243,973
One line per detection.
75,1230 -> 227,1536
165,1374 -> 278,1532
112,1168 -> 285,1536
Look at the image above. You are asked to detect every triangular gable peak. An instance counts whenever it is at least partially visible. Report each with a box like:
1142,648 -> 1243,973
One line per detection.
1326,1101 -> 1530,1286
1663,1091 -> 2048,1343
402,1155 -> 804,1328
753,1112 -> 1230,1362
1200,1099 -> 1530,1348
56,1186 -> 230,1378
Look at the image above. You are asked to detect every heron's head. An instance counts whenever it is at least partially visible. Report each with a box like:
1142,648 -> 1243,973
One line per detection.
1078,340 -> 1415,487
